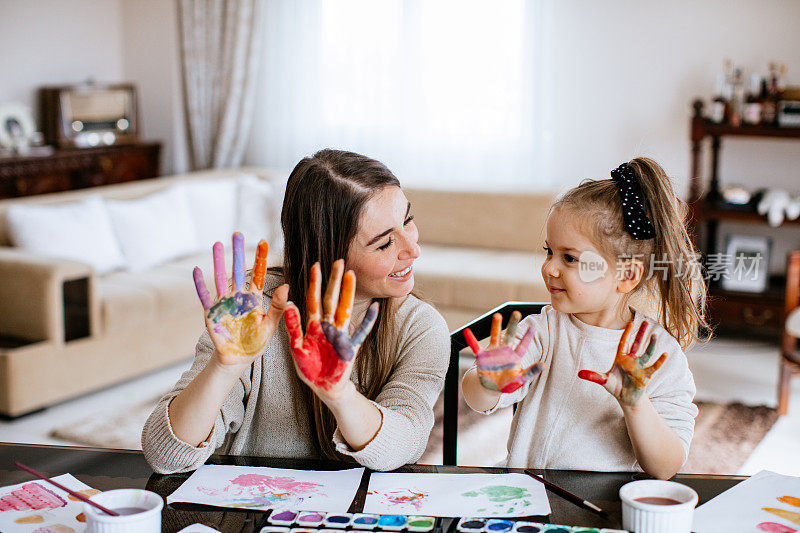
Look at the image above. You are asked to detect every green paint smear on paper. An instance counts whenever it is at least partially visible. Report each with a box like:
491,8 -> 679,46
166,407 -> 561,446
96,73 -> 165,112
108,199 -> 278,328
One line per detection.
462,486 -> 531,503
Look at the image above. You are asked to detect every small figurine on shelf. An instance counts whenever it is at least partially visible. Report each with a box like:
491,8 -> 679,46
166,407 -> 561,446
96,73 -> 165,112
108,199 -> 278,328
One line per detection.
756,188 -> 800,227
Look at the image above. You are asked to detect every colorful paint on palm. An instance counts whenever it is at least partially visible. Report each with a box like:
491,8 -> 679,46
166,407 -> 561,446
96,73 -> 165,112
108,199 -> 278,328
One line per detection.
464,312 -> 543,394
284,260 -> 378,390
578,320 -> 667,405
193,234 -> 271,358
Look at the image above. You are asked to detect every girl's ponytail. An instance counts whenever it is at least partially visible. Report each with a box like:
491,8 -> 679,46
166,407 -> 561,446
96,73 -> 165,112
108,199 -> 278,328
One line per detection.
628,157 -> 710,349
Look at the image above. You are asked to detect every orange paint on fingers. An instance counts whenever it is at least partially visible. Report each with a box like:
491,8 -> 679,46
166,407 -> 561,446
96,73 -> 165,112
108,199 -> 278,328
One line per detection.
307,263 -> 322,322
645,353 -> 668,377
251,240 -> 269,291
489,313 -> 502,347
334,270 -> 355,328
616,321 -> 633,359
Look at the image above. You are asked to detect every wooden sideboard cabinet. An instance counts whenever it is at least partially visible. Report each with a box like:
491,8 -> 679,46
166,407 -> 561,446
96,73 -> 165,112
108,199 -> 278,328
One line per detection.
0,142 -> 161,199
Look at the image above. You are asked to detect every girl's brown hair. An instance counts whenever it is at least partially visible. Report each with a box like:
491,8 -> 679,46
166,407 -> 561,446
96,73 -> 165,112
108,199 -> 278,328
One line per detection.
552,157 -> 710,349
280,148 -> 402,459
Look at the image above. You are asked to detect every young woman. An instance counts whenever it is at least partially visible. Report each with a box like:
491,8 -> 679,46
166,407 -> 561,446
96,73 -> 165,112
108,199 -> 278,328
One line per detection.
142,149 -> 450,473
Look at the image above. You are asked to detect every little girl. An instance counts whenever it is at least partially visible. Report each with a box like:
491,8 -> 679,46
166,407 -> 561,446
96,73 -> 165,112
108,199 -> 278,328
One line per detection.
462,157 -> 709,479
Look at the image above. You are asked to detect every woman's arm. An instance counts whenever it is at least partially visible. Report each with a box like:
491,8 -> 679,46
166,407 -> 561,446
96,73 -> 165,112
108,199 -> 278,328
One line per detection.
323,381 -> 383,450
167,356 -> 251,446
622,396 -> 686,479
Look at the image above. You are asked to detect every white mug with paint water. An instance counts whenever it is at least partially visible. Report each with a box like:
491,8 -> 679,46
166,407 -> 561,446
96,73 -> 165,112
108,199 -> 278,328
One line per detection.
83,488 -> 163,533
619,479 -> 698,533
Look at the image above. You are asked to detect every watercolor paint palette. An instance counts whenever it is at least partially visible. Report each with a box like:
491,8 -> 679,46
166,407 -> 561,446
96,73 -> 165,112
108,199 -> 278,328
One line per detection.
261,510 -> 440,533
454,518 -> 627,533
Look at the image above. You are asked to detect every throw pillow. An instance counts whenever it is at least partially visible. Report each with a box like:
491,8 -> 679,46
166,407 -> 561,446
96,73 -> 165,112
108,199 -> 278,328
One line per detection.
4,195 -> 127,274
237,174 -> 283,251
176,179 -> 238,251
106,185 -> 198,272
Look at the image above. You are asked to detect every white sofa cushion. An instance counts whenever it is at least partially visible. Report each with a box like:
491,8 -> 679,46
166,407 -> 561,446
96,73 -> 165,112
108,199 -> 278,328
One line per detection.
177,179 -> 239,252
237,173 -> 282,251
4,195 -> 126,274
106,185 -> 198,272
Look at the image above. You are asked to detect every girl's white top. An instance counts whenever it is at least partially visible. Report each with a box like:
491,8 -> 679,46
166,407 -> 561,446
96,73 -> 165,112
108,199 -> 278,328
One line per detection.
469,305 -> 697,471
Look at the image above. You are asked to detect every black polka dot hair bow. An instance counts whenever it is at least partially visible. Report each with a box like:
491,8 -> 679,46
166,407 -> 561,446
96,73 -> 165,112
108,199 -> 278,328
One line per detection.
610,163 -> 656,240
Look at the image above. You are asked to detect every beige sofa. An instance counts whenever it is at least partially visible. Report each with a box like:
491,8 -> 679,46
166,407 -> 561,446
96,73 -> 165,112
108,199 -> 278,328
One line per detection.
0,168 -> 557,416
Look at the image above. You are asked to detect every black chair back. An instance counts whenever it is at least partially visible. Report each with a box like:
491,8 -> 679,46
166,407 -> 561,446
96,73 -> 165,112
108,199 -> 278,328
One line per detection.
443,301 -> 547,465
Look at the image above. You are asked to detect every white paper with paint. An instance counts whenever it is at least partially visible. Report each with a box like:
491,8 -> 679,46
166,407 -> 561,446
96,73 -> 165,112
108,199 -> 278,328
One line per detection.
0,473 -> 96,532
693,470 -> 800,533
167,465 -> 365,512
364,472 -> 551,518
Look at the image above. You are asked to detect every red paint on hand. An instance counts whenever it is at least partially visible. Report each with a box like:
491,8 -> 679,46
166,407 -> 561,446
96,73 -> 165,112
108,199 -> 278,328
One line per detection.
578,369 -> 608,385
284,305 -> 348,390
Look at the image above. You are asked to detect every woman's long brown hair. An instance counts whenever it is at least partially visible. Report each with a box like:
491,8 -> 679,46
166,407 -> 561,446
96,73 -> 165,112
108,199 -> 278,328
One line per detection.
553,157 -> 710,349
279,148 -> 402,459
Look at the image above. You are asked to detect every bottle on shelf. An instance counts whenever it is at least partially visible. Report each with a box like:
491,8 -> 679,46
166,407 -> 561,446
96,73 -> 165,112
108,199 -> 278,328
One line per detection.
744,73 -> 763,125
763,62 -> 780,125
710,73 -> 728,124
729,67 -> 745,127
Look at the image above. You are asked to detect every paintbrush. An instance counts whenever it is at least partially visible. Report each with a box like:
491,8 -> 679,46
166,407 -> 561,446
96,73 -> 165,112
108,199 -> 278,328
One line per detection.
524,469 -> 609,519
14,461 -> 119,516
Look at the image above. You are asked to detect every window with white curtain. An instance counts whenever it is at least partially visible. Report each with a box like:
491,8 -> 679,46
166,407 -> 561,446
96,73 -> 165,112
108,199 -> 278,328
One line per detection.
246,0 -> 553,191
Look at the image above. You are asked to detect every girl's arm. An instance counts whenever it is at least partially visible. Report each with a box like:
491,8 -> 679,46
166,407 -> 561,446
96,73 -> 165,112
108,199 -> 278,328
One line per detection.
462,367 -> 502,412
622,397 -> 686,479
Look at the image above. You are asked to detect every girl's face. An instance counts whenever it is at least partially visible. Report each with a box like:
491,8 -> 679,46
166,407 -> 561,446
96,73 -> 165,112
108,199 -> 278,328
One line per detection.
346,186 -> 421,301
541,207 -> 626,327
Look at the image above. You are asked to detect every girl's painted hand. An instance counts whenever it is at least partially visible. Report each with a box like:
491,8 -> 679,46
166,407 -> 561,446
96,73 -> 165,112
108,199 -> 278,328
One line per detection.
464,311 -> 543,394
578,320 -> 667,406
193,233 -> 288,366
283,260 -> 379,396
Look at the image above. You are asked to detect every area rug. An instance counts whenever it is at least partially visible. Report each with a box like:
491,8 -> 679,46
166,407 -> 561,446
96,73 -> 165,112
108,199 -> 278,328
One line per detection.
50,394 -> 164,450
52,393 -> 778,475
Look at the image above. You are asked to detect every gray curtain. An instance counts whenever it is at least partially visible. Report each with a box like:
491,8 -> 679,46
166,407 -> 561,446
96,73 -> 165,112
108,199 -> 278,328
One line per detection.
177,0 -> 264,170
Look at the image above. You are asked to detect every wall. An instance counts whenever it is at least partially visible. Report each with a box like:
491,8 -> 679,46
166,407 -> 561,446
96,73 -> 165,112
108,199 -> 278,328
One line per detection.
0,1 -> 124,108
119,0 -> 187,174
551,0 -> 800,196
548,0 -> 800,271
0,0 -> 185,174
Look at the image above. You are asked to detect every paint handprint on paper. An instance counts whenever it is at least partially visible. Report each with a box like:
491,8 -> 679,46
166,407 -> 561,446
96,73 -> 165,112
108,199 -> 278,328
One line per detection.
464,311 -> 543,393
759,494 -> 800,530
284,260 -> 378,391
578,320 -> 667,405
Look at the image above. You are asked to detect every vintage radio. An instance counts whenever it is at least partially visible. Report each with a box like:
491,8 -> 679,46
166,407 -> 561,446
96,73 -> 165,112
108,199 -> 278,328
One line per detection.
39,83 -> 139,148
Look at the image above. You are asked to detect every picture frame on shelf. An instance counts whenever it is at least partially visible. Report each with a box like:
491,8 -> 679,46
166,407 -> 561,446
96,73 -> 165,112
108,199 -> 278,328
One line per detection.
0,102 -> 36,154
720,234 -> 772,293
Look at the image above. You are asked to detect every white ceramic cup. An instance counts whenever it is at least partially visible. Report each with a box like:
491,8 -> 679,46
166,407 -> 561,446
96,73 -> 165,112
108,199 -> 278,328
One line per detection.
83,488 -> 163,533
619,479 -> 698,533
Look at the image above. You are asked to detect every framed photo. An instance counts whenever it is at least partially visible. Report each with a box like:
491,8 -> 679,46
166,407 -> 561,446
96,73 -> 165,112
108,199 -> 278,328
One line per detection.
0,103 -> 36,152
720,234 -> 772,293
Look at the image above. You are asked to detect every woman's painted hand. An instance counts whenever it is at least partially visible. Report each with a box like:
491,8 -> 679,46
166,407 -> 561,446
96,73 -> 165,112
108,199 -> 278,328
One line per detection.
193,232 -> 288,366
283,260 -> 378,397
464,311 -> 543,393
578,320 -> 667,406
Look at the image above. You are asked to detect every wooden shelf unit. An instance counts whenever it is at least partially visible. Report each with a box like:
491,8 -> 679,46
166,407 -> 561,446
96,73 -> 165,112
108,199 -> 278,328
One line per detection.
0,142 -> 161,199
689,100 -> 800,336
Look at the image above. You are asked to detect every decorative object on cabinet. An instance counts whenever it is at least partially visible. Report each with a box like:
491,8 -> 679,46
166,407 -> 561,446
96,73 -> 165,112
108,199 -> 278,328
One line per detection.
39,83 -> 138,148
0,142 -> 160,199
720,234 -> 771,293
689,99 -> 800,336
0,103 -> 36,154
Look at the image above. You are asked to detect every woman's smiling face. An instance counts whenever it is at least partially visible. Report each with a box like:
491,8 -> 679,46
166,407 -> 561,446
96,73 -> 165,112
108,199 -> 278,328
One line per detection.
346,186 -> 421,300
